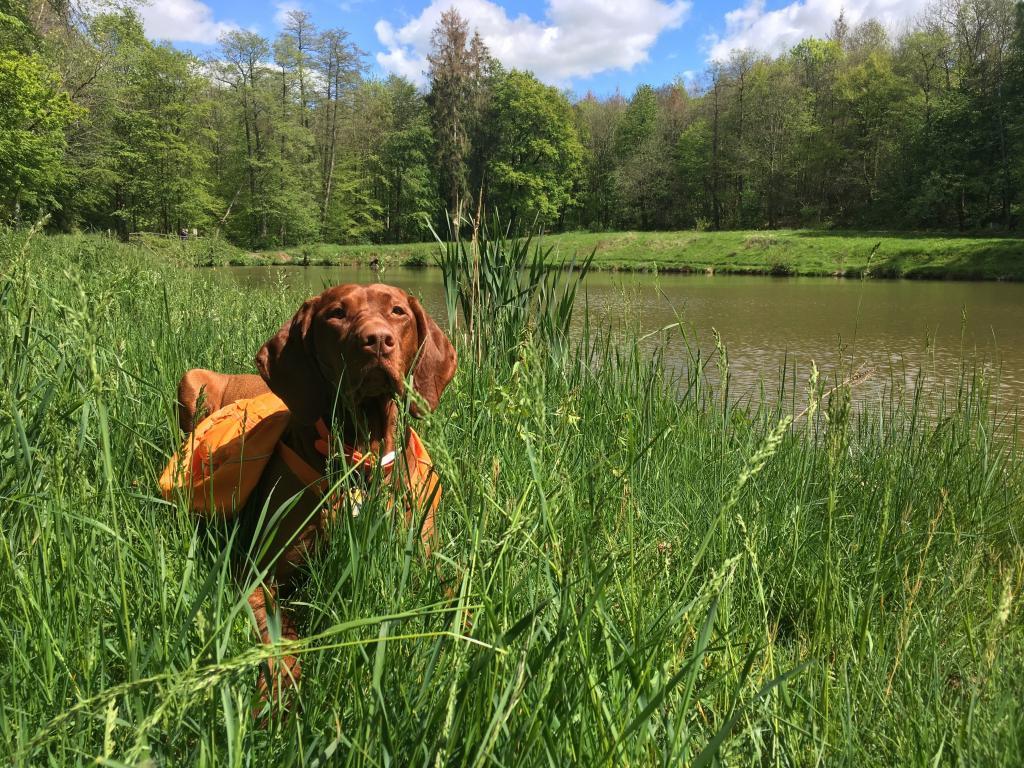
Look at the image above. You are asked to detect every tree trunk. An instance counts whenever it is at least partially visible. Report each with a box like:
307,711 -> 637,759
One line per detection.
240,82 -> 257,244
394,172 -> 403,243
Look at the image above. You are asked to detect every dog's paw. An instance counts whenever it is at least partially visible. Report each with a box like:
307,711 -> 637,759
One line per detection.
253,654 -> 302,726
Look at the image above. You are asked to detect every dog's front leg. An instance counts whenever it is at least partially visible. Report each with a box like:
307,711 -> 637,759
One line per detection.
247,584 -> 301,706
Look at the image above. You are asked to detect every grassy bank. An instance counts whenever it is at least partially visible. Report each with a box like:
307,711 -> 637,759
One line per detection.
171,228 -> 1024,281
2,231 -> 1023,764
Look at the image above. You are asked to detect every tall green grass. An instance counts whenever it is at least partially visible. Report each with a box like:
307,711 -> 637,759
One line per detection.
1,231 -> 1022,765
432,215 -> 593,361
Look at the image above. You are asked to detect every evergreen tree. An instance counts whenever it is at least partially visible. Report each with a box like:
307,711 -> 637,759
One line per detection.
426,9 -> 494,225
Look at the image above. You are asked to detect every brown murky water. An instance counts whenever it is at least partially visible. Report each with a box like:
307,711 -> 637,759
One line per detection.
220,266 -> 1024,413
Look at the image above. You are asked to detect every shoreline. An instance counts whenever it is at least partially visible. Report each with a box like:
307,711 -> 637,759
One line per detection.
139,228 -> 1024,282
207,258 -> 1024,282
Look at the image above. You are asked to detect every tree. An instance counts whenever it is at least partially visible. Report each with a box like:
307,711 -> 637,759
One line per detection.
791,38 -> 843,223
719,52 -> 757,226
0,50 -> 79,221
215,29 -> 272,243
614,84 -> 658,158
572,92 -> 624,230
8,0 -> 1024,241
137,43 -> 215,234
744,59 -> 812,227
312,27 -> 362,237
427,9 -> 494,224
266,20 -> 319,244
846,19 -> 891,63
485,70 -> 583,226
612,85 -> 661,229
1,0 -> 36,53
278,10 -> 315,129
836,50 -> 908,219
27,10 -> 209,237
704,64 -> 726,229
676,119 -> 712,226
930,0 -> 1019,228
1010,2 -> 1024,225
320,77 -> 384,243
364,76 -> 437,243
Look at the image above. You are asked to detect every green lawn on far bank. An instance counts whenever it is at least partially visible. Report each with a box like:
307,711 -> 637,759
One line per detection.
196,229 -> 1024,281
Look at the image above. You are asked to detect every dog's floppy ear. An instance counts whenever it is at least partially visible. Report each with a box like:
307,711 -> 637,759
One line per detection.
409,295 -> 456,416
255,295 -> 329,424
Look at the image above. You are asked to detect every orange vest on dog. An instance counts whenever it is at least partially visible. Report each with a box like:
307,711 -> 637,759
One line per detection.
158,392 -> 439,519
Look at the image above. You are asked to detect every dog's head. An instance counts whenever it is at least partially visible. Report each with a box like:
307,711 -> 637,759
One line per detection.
255,284 -> 456,424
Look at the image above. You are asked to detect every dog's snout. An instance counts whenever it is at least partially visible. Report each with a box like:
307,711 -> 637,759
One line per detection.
360,326 -> 396,356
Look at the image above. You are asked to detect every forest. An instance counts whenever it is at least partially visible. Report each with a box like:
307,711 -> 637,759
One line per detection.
3,0 -> 1024,247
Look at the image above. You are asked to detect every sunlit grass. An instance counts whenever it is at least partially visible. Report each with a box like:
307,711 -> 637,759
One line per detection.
1,230 -> 1022,765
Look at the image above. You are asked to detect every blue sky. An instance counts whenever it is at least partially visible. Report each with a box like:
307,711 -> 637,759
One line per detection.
140,0 -> 931,97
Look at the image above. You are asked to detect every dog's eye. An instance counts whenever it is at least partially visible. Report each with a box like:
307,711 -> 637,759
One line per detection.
391,306 -> 407,316
327,306 -> 347,320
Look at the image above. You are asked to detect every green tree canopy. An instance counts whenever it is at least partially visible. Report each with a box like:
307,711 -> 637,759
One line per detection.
485,70 -> 583,225
6,0 -> 1024,240
0,51 -> 79,221
614,84 -> 658,159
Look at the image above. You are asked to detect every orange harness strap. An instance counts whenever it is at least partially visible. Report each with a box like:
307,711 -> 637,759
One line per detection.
275,441 -> 330,496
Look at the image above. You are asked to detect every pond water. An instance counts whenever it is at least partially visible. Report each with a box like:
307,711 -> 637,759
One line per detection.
220,266 -> 1024,414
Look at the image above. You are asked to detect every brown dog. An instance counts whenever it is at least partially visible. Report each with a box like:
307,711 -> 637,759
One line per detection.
176,370 -> 268,432
175,284 -> 456,702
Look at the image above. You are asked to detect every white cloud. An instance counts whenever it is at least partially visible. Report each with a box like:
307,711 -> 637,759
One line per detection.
374,0 -> 691,87
706,0 -> 931,61
139,0 -> 237,44
274,1 -> 302,27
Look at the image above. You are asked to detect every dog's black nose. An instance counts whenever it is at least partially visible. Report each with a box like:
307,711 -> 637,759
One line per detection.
361,327 -> 395,356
